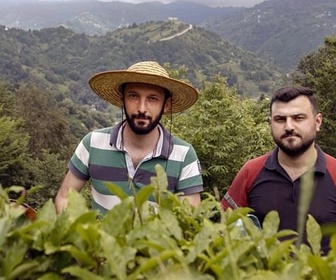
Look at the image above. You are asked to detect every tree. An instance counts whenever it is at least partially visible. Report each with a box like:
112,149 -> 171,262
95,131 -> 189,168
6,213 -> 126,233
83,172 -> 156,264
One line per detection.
26,149 -> 67,209
291,34 -> 336,156
0,107 -> 31,187
168,75 -> 274,198
0,82 -> 33,187
14,84 -> 72,157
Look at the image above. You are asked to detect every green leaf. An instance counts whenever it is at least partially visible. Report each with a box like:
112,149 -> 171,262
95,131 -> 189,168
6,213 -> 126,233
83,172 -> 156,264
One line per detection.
76,223 -> 100,248
158,207 -> 182,240
100,197 -> 134,235
37,273 -> 63,280
297,167 -> 314,249
135,185 -> 155,209
306,214 -> 322,255
62,266 -> 105,280
65,189 -> 89,221
186,220 -> 217,263
36,199 -> 57,223
60,244 -> 95,267
151,164 -> 168,203
104,182 -> 129,200
130,250 -> 179,280
66,211 -> 99,241
262,211 -> 280,236
0,218 -> 10,247
224,207 -> 253,225
308,255 -> 332,280
100,231 -> 136,280
267,239 -> 293,269
7,261 -> 40,280
2,239 -> 28,277
329,234 -> 336,252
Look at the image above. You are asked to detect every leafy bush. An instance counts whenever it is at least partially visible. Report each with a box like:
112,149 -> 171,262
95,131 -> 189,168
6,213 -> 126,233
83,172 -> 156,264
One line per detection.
1,165 -> 336,279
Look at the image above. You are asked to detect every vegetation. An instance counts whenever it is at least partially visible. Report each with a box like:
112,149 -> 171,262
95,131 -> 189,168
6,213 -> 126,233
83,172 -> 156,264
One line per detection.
168,75 -> 273,196
1,30 -> 336,205
0,7 -> 336,279
202,0 -> 336,70
2,166 -> 336,279
0,21 -> 283,104
291,34 -> 336,157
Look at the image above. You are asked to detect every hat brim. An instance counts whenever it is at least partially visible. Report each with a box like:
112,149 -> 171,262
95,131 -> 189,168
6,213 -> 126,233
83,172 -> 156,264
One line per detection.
88,70 -> 198,114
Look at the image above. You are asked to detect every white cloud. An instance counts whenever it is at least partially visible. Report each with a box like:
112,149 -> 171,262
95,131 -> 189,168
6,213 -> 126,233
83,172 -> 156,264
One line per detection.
97,0 -> 266,8
19,0 -> 267,8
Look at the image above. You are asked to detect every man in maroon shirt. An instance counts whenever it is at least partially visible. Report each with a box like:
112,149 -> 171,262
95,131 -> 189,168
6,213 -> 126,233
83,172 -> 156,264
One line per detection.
221,85 -> 336,254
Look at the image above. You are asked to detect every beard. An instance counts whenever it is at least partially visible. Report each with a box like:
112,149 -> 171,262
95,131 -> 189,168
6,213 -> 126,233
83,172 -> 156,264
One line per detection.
125,109 -> 164,135
272,131 -> 315,157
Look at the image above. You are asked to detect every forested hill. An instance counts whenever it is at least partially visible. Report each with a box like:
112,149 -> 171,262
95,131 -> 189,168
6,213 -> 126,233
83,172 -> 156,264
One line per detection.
201,0 -> 336,70
0,19 -> 283,112
1,0 -> 336,71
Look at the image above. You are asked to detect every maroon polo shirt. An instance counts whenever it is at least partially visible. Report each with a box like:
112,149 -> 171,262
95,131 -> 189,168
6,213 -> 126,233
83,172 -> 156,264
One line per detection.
222,146 -> 336,254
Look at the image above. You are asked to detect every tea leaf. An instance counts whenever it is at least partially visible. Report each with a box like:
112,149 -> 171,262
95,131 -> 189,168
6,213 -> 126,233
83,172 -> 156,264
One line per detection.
135,185 -> 155,209
308,255 -> 332,279
262,211 -> 279,236
60,244 -> 96,267
7,261 -> 40,280
268,239 -> 293,269
297,166 -> 314,249
306,214 -> 322,255
62,266 -> 105,280
104,182 -> 129,200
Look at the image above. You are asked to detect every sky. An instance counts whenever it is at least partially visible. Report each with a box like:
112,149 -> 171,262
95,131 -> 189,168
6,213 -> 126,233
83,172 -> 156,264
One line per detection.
112,0 -> 266,7
32,0 -> 267,8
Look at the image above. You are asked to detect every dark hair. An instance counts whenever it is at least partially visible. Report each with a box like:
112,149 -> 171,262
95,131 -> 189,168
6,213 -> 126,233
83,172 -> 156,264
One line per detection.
120,83 -> 171,100
270,85 -> 319,114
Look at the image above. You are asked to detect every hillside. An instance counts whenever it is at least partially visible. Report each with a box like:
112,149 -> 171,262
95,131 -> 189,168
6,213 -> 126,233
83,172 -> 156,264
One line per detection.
201,0 -> 336,70
1,0 -> 335,71
0,20 -> 283,111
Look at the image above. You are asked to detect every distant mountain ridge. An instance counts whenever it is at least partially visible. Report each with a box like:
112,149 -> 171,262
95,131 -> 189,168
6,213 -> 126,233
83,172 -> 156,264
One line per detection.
1,0 -> 335,71
0,0 -> 240,35
201,0 -> 336,70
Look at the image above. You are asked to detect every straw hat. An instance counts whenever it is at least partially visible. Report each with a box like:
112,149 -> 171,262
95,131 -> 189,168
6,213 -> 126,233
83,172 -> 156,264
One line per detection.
88,61 -> 198,114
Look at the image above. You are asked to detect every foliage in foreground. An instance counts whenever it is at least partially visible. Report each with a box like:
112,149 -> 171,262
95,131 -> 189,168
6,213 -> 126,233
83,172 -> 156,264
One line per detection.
1,166 -> 336,279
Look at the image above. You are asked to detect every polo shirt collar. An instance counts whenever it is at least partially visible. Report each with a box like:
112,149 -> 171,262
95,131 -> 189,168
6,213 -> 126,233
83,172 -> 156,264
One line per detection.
265,145 -> 327,175
109,120 -> 173,159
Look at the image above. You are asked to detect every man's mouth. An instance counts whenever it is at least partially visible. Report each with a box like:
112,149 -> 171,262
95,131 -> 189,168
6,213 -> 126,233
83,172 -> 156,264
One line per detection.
282,133 -> 300,139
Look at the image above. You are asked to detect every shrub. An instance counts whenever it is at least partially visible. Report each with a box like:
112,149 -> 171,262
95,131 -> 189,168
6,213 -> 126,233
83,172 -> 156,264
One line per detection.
1,165 -> 335,279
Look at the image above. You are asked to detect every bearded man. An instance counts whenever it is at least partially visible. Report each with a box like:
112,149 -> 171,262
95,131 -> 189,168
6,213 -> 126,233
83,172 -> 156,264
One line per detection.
221,85 -> 336,255
56,61 -> 203,214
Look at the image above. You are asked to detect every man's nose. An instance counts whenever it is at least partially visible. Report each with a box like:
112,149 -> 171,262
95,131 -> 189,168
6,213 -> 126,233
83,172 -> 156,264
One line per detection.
285,118 -> 294,131
138,98 -> 147,113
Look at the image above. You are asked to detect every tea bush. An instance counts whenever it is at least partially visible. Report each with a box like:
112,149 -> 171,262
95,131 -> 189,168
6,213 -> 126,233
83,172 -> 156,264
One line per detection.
1,165 -> 336,279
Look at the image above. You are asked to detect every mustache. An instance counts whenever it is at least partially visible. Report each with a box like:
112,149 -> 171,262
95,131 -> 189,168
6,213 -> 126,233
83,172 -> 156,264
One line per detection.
282,131 -> 301,138
131,112 -> 151,120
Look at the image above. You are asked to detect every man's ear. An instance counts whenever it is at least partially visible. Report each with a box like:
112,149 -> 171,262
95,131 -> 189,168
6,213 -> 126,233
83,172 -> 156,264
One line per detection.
163,97 -> 172,114
316,113 -> 322,131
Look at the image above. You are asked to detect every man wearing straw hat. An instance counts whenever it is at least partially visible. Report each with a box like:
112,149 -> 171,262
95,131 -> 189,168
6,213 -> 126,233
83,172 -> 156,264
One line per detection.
55,61 -> 203,214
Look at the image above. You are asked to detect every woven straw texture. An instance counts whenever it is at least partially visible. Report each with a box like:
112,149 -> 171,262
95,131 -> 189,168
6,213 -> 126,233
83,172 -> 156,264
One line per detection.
88,61 -> 198,114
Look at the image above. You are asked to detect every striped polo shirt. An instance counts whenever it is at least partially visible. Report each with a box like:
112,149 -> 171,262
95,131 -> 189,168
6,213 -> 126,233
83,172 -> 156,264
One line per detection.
68,121 -> 203,213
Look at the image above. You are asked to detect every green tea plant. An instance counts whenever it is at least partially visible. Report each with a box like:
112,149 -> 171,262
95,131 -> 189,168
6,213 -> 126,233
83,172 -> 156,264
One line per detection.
1,165 -> 336,279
